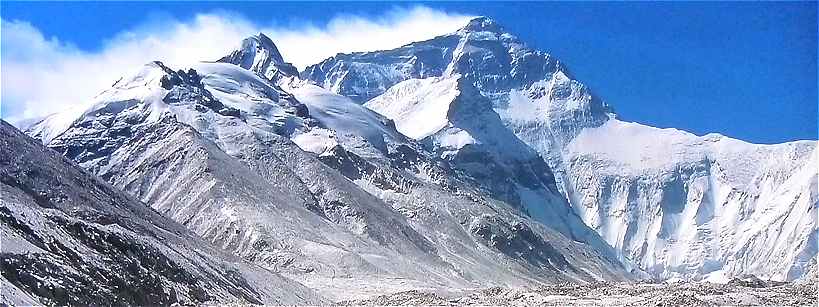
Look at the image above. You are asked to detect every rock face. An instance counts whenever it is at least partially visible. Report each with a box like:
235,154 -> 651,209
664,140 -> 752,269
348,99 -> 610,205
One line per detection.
23,34 -> 630,300
302,16 -> 817,281
0,120 -> 325,306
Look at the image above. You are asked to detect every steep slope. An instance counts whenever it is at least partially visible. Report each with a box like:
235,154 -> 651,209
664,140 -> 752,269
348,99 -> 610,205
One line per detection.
304,17 -> 608,189
279,78 -> 632,288
28,62 -> 469,299
364,75 -> 590,241
302,16 -> 818,281
0,120 -> 324,305
216,33 -> 630,283
307,17 -> 623,266
566,120 -> 817,281
26,48 -> 632,300
218,33 -> 299,80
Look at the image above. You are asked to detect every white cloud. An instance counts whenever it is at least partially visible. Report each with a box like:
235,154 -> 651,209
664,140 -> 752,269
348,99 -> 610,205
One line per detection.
1,6 -> 472,125
267,7 -> 472,69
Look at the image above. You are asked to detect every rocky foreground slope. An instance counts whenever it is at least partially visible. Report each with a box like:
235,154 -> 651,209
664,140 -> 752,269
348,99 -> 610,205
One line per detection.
341,280 -> 817,306
0,121 -> 325,305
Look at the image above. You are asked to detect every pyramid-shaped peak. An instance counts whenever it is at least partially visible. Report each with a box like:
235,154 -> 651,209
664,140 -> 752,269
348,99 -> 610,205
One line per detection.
240,32 -> 285,64
255,32 -> 274,44
461,16 -> 504,33
219,32 -> 298,79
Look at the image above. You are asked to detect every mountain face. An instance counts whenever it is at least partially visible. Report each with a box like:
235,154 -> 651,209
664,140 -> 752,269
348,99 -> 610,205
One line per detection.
218,33 -> 299,80
303,17 -> 610,201
565,121 -> 817,282
302,16 -> 818,282
0,120 -> 325,305
22,31 -> 630,301
303,17 -> 618,258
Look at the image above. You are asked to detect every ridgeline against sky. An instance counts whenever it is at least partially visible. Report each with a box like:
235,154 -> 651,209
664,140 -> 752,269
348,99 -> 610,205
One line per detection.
1,2 -> 816,143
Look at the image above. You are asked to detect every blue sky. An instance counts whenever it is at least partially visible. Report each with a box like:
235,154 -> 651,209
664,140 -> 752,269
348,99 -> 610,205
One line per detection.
2,2 -> 816,143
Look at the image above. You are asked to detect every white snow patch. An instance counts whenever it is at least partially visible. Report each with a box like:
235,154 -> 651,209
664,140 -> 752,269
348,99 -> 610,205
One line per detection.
364,77 -> 460,140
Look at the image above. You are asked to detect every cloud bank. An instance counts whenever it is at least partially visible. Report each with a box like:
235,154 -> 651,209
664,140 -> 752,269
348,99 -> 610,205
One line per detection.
1,6 -> 472,125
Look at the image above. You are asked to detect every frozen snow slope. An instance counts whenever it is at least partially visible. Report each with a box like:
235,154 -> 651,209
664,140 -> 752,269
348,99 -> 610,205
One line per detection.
25,39 -> 631,300
566,120 -> 817,282
0,120 -> 325,305
364,75 -> 609,252
303,16 -> 818,281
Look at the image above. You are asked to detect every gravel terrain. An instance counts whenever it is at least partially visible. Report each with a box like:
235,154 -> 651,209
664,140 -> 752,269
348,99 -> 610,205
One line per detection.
339,280 -> 818,306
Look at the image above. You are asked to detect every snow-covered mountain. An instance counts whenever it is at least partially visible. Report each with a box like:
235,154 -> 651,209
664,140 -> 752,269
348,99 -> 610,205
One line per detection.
302,16 -> 818,282
8,15 -> 814,304
0,120 -> 325,305
218,33 -> 299,80
21,32 -> 630,300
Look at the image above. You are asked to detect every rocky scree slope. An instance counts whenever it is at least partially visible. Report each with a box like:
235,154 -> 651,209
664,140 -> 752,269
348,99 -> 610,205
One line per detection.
0,120 -> 325,306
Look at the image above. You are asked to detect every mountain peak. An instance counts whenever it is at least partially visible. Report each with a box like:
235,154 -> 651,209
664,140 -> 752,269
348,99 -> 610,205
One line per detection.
218,32 -> 298,79
460,16 -> 504,33
245,32 -> 285,64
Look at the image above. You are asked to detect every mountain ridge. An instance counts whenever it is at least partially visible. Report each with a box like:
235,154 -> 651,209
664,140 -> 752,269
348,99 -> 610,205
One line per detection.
21,25 -> 633,300
0,119 -> 327,305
